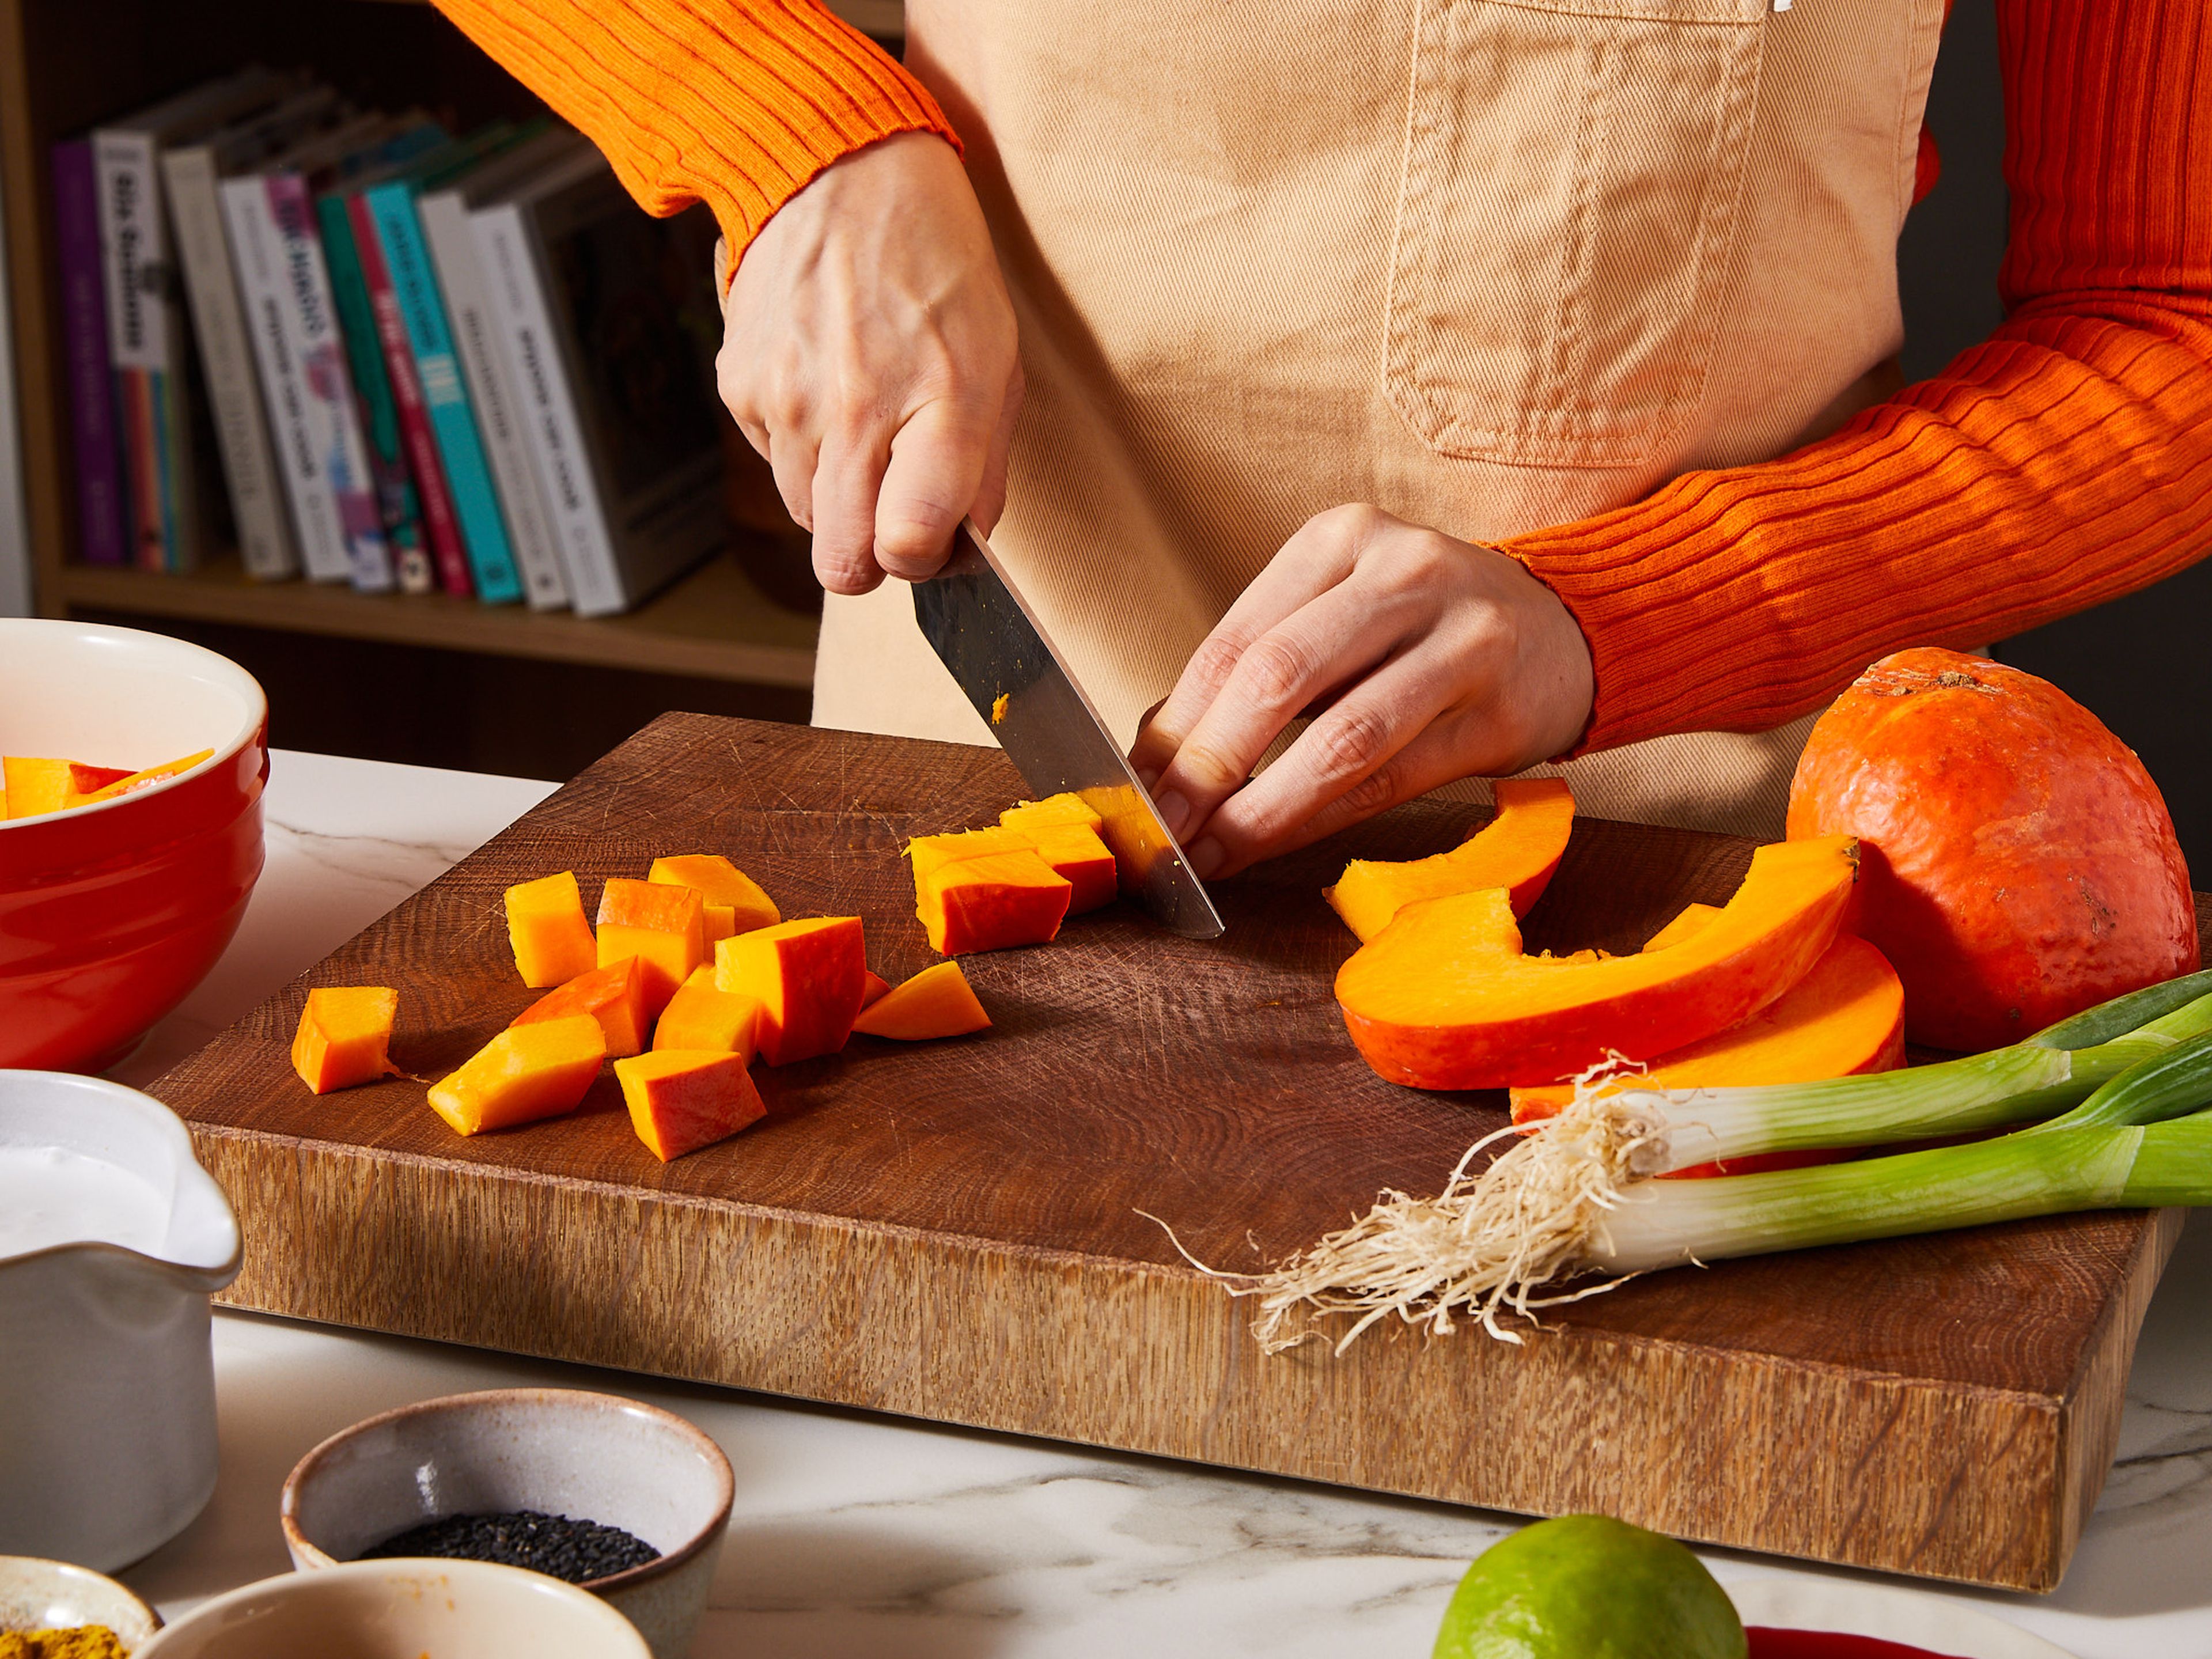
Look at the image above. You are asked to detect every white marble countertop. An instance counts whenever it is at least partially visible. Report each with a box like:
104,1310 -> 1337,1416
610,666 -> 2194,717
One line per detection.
103,748 -> 2212,1657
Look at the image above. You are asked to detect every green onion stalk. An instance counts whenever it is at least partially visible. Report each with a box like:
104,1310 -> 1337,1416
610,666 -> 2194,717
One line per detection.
1232,974 -> 2212,1353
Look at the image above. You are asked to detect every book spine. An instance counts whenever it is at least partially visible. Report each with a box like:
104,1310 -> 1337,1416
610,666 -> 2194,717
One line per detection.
260,173 -> 393,593
418,190 -> 569,611
91,129 -> 169,569
52,141 -> 127,566
320,192 -> 440,597
365,182 -> 522,605
219,174 -> 376,586
473,202 -> 624,616
162,146 -> 300,580
343,193 -> 471,599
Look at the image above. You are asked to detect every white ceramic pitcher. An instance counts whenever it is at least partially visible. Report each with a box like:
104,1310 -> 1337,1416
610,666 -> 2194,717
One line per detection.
0,1070 -> 241,1570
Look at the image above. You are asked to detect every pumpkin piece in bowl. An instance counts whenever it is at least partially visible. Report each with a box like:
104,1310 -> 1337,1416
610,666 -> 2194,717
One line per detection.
616,1050 -> 766,1160
291,987 -> 402,1094
429,1016 -> 607,1135
505,871 -> 597,988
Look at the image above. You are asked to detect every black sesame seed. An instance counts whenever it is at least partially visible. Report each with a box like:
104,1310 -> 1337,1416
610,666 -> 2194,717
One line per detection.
358,1509 -> 660,1584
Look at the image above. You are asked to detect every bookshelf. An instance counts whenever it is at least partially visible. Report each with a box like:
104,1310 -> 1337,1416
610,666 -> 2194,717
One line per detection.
0,0 -> 834,712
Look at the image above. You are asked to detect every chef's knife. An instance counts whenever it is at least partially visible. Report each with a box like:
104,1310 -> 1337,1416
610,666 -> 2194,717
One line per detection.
912,521 -> 1225,940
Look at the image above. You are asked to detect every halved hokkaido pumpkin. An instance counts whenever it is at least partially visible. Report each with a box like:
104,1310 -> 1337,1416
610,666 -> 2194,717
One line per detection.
1325,778 -> 1575,944
1336,835 -> 1859,1090
852,961 -> 991,1040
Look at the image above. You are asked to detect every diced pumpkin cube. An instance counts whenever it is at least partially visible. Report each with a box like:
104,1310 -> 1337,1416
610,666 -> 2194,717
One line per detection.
1028,824 -> 1117,915
905,826 -> 1033,881
653,966 -> 763,1060
76,749 -> 215,804
2,757 -> 73,819
505,871 -> 597,988
916,850 -> 1071,956
428,1014 -> 606,1135
699,903 -> 739,945
647,854 -> 781,935
615,1050 -> 767,1160
597,877 -> 707,1017
851,961 -> 991,1040
512,955 -> 651,1058
999,793 -> 1104,835
860,969 -> 892,1008
290,986 -> 401,1094
714,916 -> 866,1066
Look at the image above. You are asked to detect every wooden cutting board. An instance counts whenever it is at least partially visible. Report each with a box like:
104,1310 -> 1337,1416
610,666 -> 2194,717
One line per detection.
149,714 -> 2207,1592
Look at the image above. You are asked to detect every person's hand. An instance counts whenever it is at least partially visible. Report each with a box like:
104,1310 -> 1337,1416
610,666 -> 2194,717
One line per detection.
717,131 -> 1022,594
1128,505 -> 1594,880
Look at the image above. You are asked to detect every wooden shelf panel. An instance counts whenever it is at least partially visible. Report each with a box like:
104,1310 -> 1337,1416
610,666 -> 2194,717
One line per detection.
56,543 -> 820,688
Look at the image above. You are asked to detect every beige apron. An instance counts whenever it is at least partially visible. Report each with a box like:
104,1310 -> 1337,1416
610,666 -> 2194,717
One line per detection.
812,0 -> 1946,838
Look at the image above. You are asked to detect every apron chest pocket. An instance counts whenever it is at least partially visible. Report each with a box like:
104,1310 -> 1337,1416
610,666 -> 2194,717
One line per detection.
1385,0 -> 1768,469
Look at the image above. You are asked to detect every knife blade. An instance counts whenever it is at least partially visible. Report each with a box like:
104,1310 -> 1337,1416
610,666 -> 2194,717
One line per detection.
912,521 -> 1225,940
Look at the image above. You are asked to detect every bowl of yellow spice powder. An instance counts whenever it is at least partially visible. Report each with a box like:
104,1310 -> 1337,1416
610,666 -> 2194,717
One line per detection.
0,1556 -> 160,1658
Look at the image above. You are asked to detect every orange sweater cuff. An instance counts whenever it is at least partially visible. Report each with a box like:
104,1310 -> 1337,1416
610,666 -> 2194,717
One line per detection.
434,0 -> 960,261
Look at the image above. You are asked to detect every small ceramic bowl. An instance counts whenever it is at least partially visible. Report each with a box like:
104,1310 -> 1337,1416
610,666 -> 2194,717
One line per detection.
137,1558 -> 650,1658
281,1389 -> 733,1659
0,1556 -> 161,1650
0,619 -> 268,1072
0,1074 -> 242,1572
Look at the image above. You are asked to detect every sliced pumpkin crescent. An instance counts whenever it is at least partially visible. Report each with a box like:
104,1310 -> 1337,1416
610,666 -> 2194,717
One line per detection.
1324,777 -> 1574,943
1335,834 -> 1860,1090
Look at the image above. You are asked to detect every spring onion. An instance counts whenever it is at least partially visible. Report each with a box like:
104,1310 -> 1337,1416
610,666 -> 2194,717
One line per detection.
1214,976 -> 2212,1353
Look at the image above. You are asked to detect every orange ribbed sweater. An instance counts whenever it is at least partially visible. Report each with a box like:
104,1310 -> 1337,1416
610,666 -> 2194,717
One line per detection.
433,0 -> 2212,757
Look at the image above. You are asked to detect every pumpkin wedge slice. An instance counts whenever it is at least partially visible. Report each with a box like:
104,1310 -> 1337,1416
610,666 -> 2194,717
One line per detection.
1336,834 -> 1859,1090
1325,777 -> 1574,943
1509,928 -> 1904,1119
852,961 -> 991,1040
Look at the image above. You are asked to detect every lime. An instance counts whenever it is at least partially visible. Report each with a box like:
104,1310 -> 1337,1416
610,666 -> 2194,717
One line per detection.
1433,1514 -> 1747,1659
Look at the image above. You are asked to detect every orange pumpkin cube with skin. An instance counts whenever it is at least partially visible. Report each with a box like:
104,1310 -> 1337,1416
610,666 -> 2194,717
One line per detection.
653,966 -> 763,1060
714,916 -> 866,1066
290,987 -> 401,1094
597,878 -> 707,1018
648,855 -> 781,939
916,850 -> 1072,956
512,955 -> 652,1058
998,793 -> 1104,836
852,961 -> 991,1040
428,1014 -> 606,1136
615,1050 -> 767,1161
905,827 -> 1033,881
860,969 -> 892,1008
504,871 -> 597,988
1027,824 -> 1118,915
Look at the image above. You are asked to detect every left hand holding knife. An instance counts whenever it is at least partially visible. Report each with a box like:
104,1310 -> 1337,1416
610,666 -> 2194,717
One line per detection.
1127,504 -> 1595,881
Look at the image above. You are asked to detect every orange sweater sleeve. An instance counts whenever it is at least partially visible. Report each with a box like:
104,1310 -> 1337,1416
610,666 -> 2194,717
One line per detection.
431,0 -> 958,258
1503,0 -> 2212,756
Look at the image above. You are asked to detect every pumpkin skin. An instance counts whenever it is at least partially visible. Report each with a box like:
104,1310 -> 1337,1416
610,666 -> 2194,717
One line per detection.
1786,647 -> 2198,1051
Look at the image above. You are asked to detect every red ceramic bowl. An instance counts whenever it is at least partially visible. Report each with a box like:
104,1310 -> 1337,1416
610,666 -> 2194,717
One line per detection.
0,620 -> 268,1071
